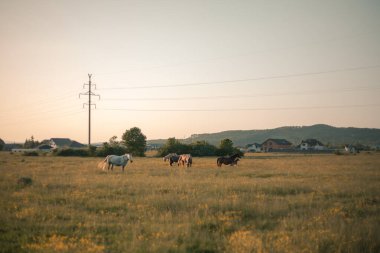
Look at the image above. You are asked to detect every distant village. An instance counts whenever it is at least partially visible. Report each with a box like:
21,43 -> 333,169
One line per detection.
243,138 -> 362,154
3,138 -> 86,153
3,137 -> 372,155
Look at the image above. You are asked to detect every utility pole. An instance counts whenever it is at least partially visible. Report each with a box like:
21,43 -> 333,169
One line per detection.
79,74 -> 100,148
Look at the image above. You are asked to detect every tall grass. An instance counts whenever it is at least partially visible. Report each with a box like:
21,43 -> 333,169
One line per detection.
0,152 -> 379,252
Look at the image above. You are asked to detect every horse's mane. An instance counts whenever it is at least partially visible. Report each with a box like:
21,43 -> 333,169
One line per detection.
230,153 -> 241,159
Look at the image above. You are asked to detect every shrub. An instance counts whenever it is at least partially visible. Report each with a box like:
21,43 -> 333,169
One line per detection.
55,148 -> 89,157
17,177 -> 33,187
190,141 -> 217,157
157,138 -> 191,157
95,143 -> 128,157
23,151 -> 39,156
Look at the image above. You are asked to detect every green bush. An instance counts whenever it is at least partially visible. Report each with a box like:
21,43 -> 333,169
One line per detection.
17,177 -> 33,187
95,143 -> 128,157
23,151 -> 39,156
157,138 -> 191,157
190,141 -> 217,157
55,148 -> 89,157
157,138 -> 243,157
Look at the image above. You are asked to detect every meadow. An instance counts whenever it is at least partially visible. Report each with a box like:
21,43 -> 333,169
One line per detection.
0,152 -> 379,253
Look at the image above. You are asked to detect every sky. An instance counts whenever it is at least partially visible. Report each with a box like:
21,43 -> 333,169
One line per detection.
1,0 -> 380,144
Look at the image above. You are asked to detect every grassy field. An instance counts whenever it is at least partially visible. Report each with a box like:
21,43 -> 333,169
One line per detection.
0,152 -> 379,253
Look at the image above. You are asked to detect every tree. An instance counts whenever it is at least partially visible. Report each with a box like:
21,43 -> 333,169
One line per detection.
122,127 -> 147,156
216,138 -> 234,156
0,138 -> 5,151
109,136 -> 119,147
96,136 -> 127,157
190,141 -> 217,157
158,137 -> 178,156
23,136 -> 39,149
157,137 -> 191,156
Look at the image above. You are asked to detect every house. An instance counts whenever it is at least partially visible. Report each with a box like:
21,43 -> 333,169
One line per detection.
12,144 -> 53,153
4,143 -> 23,151
50,138 -> 85,149
261,138 -> 292,152
299,139 -> 325,151
37,144 -> 53,152
246,143 -> 262,152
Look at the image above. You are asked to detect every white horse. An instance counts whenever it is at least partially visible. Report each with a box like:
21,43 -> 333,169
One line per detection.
102,154 -> 133,171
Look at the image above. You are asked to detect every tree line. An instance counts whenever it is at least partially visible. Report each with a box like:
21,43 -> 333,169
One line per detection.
156,137 -> 243,157
0,127 -> 243,157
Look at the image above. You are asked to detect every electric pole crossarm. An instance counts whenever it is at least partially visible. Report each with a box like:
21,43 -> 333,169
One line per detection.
79,92 -> 100,98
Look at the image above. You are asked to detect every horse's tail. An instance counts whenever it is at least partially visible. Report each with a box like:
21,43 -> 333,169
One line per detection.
98,156 -> 109,170
97,161 -> 103,169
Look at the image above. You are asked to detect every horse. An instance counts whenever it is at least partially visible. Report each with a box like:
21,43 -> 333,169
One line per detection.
102,154 -> 133,171
217,153 -> 241,167
163,153 -> 180,166
178,154 -> 192,167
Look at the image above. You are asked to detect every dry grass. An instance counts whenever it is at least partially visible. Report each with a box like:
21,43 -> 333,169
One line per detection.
0,152 -> 379,252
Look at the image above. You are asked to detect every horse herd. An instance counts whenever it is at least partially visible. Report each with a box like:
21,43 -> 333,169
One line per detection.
101,153 -> 242,171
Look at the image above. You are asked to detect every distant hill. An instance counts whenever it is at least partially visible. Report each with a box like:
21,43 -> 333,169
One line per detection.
148,124 -> 380,147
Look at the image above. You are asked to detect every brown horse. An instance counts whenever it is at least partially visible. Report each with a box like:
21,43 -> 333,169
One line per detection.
178,154 -> 192,167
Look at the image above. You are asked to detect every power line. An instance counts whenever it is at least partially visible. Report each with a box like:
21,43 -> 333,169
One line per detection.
98,64 -> 380,90
1,109 -> 84,128
95,29 -> 378,77
97,103 -> 380,112
101,85 -> 380,102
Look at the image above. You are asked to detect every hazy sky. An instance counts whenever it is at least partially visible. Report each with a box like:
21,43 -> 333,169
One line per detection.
1,0 -> 380,143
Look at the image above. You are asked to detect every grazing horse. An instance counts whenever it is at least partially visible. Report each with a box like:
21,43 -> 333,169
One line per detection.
163,153 -> 180,166
178,154 -> 192,167
102,154 -> 133,171
217,153 -> 241,167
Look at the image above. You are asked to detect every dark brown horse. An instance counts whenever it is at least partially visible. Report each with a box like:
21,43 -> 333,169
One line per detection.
163,153 -> 180,166
217,153 -> 241,167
